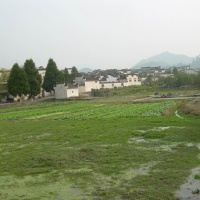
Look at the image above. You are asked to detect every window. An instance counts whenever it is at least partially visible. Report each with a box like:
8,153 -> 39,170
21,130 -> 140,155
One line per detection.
101,84 -> 104,88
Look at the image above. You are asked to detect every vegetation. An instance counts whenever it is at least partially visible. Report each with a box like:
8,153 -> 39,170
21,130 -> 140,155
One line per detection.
0,97 -> 200,200
194,174 -> 200,180
0,68 -> 9,97
24,59 -> 42,97
42,58 -> 61,92
0,100 -> 176,120
152,69 -> 200,88
7,63 -> 30,97
63,66 -> 79,84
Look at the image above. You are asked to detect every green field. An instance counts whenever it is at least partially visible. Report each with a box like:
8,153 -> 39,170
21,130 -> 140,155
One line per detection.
0,98 -> 200,200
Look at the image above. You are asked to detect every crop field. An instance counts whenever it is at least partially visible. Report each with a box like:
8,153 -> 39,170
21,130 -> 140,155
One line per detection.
0,98 -> 200,200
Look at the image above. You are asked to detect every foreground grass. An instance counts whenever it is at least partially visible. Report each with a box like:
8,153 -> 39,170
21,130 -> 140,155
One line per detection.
0,108 -> 200,199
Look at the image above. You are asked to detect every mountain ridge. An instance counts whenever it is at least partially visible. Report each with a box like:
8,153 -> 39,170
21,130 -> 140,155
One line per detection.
79,67 -> 93,73
133,52 -> 194,68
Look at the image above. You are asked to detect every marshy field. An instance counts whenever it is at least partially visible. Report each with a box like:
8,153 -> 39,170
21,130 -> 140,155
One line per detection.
0,93 -> 200,200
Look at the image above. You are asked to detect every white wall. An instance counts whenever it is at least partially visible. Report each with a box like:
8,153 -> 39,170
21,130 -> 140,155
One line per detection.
54,84 -> 67,99
101,82 -> 114,89
126,74 -> 141,86
67,88 -> 79,98
85,81 -> 100,92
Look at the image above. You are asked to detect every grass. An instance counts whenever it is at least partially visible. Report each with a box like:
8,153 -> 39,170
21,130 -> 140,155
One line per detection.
0,98 -> 200,199
194,174 -> 200,180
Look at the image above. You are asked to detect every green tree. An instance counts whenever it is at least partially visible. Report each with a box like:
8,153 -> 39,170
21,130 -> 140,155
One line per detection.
71,66 -> 78,82
24,59 -> 42,97
173,67 -> 178,75
195,72 -> 200,88
56,70 -> 65,84
163,76 -> 175,87
7,63 -> 30,97
64,68 -> 70,84
42,58 -> 59,92
145,74 -> 153,86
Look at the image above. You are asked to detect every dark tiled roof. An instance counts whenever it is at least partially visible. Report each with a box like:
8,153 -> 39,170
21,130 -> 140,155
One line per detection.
75,73 -> 84,78
85,76 -> 99,81
118,74 -> 127,80
38,66 -> 46,70
67,83 -> 78,89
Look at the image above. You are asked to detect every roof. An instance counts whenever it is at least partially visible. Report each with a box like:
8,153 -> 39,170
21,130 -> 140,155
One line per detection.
118,74 -> 127,80
67,83 -> 79,89
85,76 -> 99,81
75,73 -> 84,78
38,66 -> 46,71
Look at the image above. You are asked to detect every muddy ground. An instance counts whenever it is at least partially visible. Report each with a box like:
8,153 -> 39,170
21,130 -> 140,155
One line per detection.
180,99 -> 200,116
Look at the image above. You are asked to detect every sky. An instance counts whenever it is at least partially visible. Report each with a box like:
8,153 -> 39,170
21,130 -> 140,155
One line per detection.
0,0 -> 200,70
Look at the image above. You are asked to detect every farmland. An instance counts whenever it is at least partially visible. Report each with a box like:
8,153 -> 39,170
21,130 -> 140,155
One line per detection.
0,97 -> 200,200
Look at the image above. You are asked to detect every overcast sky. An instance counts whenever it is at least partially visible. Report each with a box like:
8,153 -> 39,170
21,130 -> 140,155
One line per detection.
0,0 -> 200,70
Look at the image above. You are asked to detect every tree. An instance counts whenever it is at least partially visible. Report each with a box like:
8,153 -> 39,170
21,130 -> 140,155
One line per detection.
56,70 -> 65,84
24,59 -> 42,97
7,63 -> 30,97
173,67 -> 178,76
64,68 -> 70,84
195,72 -> 200,88
42,58 -> 59,92
145,74 -> 153,86
0,68 -> 10,95
71,66 -> 78,82
163,76 -> 174,87
0,68 -> 10,82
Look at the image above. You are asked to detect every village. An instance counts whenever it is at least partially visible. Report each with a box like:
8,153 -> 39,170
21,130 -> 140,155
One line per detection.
40,65 -> 200,99
0,64 -> 200,102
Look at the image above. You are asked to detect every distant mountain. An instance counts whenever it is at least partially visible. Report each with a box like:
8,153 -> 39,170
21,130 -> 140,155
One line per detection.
191,55 -> 200,68
79,67 -> 93,73
133,52 -> 194,68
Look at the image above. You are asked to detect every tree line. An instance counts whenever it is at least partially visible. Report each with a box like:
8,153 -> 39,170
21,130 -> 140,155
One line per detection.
2,58 -> 78,99
144,67 -> 200,88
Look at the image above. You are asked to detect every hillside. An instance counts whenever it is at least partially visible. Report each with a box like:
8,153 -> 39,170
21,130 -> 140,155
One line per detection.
191,55 -> 200,68
134,52 -> 194,68
79,67 -> 93,73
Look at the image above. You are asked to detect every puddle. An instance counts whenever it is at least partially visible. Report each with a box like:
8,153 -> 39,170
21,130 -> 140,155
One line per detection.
100,144 -> 121,147
36,132 -> 52,139
137,126 -> 185,134
122,161 -> 159,181
135,143 -> 179,152
186,143 -> 195,147
176,167 -> 200,200
128,137 -> 147,143
152,127 -> 171,131
0,175 -> 89,200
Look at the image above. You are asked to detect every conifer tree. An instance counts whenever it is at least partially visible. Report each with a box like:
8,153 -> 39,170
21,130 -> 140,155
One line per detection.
42,58 -> 59,92
24,59 -> 42,97
8,63 -> 30,97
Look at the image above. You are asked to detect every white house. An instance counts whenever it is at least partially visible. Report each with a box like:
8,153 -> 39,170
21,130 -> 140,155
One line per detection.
74,73 -> 141,93
84,77 -> 100,92
54,84 -> 79,99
